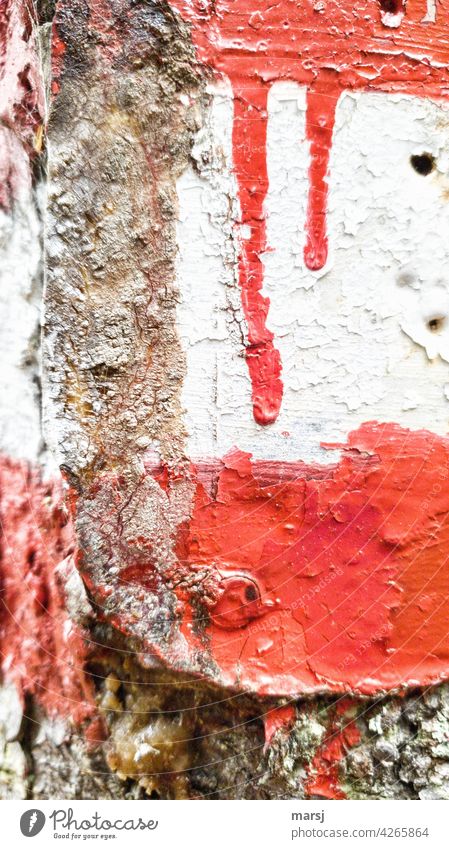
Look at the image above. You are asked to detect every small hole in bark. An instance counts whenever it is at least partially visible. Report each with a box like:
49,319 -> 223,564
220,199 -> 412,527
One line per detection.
379,0 -> 401,12
245,584 -> 258,602
410,153 -> 435,176
428,316 -> 445,333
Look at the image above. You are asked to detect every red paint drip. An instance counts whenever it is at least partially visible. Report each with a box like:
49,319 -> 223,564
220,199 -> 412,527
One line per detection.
167,0 -> 449,423
0,456 -> 98,729
232,82 -> 283,424
304,82 -> 339,272
306,699 -> 360,799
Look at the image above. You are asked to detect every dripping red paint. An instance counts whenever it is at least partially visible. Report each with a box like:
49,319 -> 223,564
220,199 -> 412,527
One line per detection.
168,0 -> 449,423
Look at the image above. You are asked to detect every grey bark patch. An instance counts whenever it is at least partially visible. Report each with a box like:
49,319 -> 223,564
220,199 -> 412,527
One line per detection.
44,0 -> 206,662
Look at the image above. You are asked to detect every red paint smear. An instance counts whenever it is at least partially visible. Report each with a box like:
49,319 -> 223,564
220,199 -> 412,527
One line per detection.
305,699 -> 360,799
0,456 -> 98,729
167,0 -> 449,422
53,0 -> 144,91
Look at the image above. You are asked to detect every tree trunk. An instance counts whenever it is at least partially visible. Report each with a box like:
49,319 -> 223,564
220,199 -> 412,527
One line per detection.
1,0 -> 449,801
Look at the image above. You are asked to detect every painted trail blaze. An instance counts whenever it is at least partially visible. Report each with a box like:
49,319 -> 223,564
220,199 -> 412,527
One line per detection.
44,0 -> 449,701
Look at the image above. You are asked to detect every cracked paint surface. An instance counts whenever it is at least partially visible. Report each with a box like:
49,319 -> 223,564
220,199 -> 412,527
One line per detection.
170,0 -> 449,422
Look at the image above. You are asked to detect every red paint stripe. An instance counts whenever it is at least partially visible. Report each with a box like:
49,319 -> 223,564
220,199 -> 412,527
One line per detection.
174,423 -> 449,694
0,457 -> 98,729
81,423 -> 449,697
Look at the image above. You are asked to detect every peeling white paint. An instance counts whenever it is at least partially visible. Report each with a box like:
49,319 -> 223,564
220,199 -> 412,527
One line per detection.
380,8 -> 404,27
422,0 -> 437,22
0,173 -> 43,463
176,83 -> 449,462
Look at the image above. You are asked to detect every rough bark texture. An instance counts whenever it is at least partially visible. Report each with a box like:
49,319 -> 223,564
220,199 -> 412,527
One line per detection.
1,0 -> 449,801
